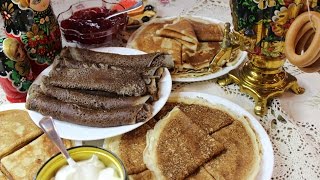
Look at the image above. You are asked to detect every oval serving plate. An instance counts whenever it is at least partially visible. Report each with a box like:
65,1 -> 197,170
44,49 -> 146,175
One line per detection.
127,15 -> 247,82
0,47 -> 172,141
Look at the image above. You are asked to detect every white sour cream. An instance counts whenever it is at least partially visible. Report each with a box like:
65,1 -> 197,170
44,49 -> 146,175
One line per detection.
54,155 -> 121,180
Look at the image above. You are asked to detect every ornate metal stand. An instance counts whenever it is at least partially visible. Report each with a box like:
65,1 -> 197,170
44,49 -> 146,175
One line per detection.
218,59 -> 304,116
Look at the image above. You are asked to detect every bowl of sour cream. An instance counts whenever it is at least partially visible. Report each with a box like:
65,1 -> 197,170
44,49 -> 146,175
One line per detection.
34,146 -> 127,180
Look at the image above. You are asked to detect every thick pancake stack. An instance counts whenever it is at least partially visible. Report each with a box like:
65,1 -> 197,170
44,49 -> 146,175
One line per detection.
104,98 -> 262,180
0,110 -> 73,180
26,47 -> 174,128
128,16 -> 237,77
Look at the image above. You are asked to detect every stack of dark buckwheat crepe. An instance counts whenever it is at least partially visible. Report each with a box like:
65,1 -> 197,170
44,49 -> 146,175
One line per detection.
26,47 -> 174,128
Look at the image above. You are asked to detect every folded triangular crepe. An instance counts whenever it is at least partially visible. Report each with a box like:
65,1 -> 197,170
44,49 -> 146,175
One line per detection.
152,37 -> 183,71
204,117 -> 261,180
128,20 -> 183,71
156,19 -> 198,51
182,42 -> 221,70
155,100 -> 235,134
144,107 -> 224,179
187,17 -> 224,42
0,134 -> 72,180
128,20 -> 172,52
104,119 -> 157,174
0,110 -> 42,159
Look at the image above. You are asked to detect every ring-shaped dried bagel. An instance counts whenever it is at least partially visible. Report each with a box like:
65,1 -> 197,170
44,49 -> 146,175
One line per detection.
295,29 -> 315,54
306,50 -> 320,67
285,11 -> 320,67
299,55 -> 320,72
304,32 -> 315,50
295,29 -> 320,67
294,22 -> 314,47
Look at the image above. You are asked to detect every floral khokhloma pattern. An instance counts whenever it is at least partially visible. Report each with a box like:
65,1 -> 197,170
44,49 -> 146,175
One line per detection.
21,11 -> 62,65
0,0 -> 62,65
0,1 -> 34,35
233,0 -> 312,58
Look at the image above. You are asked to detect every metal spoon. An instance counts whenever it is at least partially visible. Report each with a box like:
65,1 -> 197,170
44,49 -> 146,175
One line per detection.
39,116 -> 77,166
105,1 -> 143,20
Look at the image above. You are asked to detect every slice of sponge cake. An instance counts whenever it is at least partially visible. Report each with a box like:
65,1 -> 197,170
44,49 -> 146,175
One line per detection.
0,110 -> 42,159
0,134 -> 72,180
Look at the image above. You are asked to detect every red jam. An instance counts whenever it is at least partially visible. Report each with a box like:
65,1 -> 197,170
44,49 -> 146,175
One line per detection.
60,7 -> 127,45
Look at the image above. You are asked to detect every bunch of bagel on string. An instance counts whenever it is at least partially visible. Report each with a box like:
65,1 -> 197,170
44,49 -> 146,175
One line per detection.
285,11 -> 320,72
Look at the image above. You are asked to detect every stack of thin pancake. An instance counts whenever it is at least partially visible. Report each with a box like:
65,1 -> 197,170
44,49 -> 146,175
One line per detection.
0,110 -> 73,180
128,16 -> 227,76
104,98 -> 261,180
26,47 -> 174,128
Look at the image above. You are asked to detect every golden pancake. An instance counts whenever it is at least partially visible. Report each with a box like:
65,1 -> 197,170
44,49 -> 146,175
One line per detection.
153,37 -> 182,70
144,107 -> 224,179
127,17 -> 228,76
182,42 -> 221,70
204,117 -> 261,180
186,17 -> 224,42
0,110 -> 42,159
155,98 -> 235,134
0,134 -> 73,180
104,119 -> 157,174
128,20 -> 183,70
128,19 -> 173,50
106,95 -> 262,180
156,19 -> 198,51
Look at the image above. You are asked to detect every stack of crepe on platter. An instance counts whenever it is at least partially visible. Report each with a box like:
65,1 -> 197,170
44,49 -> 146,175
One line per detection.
128,16 -> 237,77
104,98 -> 262,180
26,47 -> 174,128
0,110 -> 73,180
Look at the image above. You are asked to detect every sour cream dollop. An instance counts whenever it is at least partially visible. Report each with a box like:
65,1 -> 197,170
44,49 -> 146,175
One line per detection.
54,155 -> 122,180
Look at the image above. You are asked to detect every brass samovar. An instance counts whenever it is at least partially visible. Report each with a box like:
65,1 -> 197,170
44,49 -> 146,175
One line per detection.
217,0 -> 318,116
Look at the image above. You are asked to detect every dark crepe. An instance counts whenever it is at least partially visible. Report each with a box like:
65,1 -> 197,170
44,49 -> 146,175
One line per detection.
48,66 -> 147,96
26,91 -> 152,128
54,56 -> 165,77
40,78 -> 151,110
66,47 -> 174,69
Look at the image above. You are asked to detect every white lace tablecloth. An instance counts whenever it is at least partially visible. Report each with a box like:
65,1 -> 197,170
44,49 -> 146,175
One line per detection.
0,0 -> 319,179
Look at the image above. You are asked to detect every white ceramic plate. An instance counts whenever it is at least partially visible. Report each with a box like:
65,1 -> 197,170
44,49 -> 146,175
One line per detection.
1,47 -> 172,141
167,92 -> 274,180
127,15 -> 247,82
